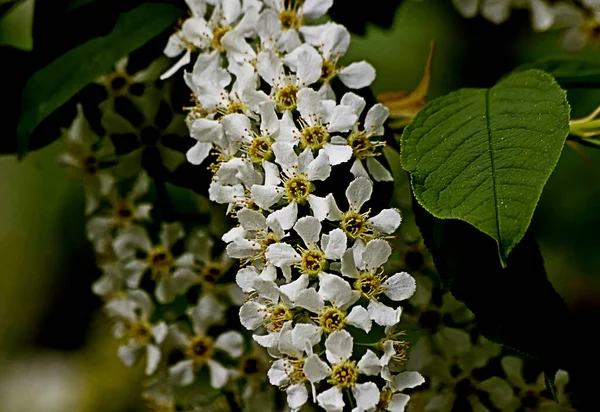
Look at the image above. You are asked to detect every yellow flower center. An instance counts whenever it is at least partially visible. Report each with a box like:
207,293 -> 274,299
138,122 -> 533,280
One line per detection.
279,9 -> 302,30
298,247 -> 327,276
321,60 -> 337,82
187,336 -> 214,366
212,26 -> 232,51
275,84 -> 299,111
248,137 -> 274,163
269,304 -> 293,332
318,307 -> 346,334
300,124 -> 330,150
128,320 -> 153,344
148,247 -> 173,270
348,130 -> 380,159
329,361 -> 358,388
284,174 -> 313,204
201,263 -> 222,286
340,211 -> 368,239
354,272 -> 384,300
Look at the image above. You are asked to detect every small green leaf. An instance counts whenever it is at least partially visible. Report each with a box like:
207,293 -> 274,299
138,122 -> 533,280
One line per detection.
401,69 -> 570,264
16,2 -> 181,157
519,56 -> 600,88
544,368 -> 559,403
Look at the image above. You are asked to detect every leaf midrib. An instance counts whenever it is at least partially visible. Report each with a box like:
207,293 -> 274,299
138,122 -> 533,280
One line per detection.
484,88 -> 502,252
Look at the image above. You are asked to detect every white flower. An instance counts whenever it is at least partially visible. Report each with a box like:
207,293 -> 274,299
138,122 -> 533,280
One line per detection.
292,22 -> 375,98
58,103 -> 115,215
257,0 -> 333,52
281,87 -> 357,166
113,222 -> 200,303
338,93 -> 394,182
105,289 -> 168,375
303,330 -> 382,412
161,0 -> 261,79
91,262 -> 126,299
265,216 -> 346,281
256,47 -> 322,112
267,322 -> 322,411
86,172 -> 152,250
250,146 -> 332,228
168,319 -> 244,388
364,371 -> 425,412
328,176 -> 402,240
340,239 -> 415,326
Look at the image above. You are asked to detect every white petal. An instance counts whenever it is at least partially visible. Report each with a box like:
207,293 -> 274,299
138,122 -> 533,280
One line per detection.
367,300 -> 402,327
325,330 -> 353,363
295,288 -> 325,313
294,216 -> 321,246
302,0 -> 333,19
238,208 -> 267,231
259,101 -> 280,136
388,393 -> 410,412
169,359 -> 195,386
191,118 -> 223,143
393,371 -> 425,391
327,104 -> 357,133
340,92 -> 366,117
266,201 -> 298,231
250,184 -> 282,209
346,176 -> 373,211
208,359 -> 230,388
346,306 -> 371,332
364,104 -> 389,136
318,273 -> 353,307
236,266 -> 260,292
323,143 -> 353,166
357,350 -> 381,376
352,382 -> 380,410
338,61 -> 376,89
323,228 -> 347,260
307,149 -> 331,181
308,194 -> 330,221
263,160 -> 282,186
350,158 -> 370,179
253,331 -> 280,348
239,301 -> 265,330
366,157 -> 393,182
146,344 -> 161,375
257,49 -> 283,86
295,44 -> 323,86
362,239 -> 392,270
304,354 -> 331,383
160,49 -> 191,80
297,87 -> 326,123
368,209 -> 402,234
265,243 -> 300,267
316,386 -> 344,412
287,383 -> 309,409
280,274 -> 309,302
227,238 -> 260,259
383,272 -> 416,301
186,141 -> 212,165
268,359 -> 290,386
341,248 -> 360,278
272,141 -> 298,171
117,344 -> 138,367
215,331 -> 245,358
222,113 -> 252,142
292,323 -> 323,352
253,278 -> 281,302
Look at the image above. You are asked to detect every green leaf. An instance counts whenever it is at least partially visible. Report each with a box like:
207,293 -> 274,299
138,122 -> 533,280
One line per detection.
401,69 -> 570,265
519,56 -> 600,88
16,2 -> 181,157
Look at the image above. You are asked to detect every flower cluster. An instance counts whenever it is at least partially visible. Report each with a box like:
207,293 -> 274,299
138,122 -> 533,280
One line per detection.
165,0 -> 425,410
59,56 -> 277,411
452,0 -> 600,51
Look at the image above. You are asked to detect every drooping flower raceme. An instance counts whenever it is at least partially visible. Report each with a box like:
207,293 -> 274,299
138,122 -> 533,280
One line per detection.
163,0 -> 424,410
